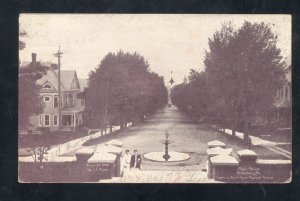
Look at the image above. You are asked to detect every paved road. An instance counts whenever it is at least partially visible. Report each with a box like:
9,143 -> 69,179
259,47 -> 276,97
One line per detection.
88,105 -> 256,158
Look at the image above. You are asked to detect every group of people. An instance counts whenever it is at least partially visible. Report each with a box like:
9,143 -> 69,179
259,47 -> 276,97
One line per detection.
121,149 -> 142,175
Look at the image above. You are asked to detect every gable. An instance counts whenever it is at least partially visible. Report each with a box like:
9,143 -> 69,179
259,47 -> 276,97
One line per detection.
60,70 -> 80,91
36,70 -> 62,91
39,81 -> 58,93
70,75 -> 80,90
42,81 -> 56,89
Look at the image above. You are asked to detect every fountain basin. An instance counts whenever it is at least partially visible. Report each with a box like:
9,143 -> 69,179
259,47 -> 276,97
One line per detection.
144,151 -> 190,162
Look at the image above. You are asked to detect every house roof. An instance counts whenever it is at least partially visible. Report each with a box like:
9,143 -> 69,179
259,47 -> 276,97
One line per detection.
36,69 -> 80,92
21,58 -> 80,92
60,70 -> 78,90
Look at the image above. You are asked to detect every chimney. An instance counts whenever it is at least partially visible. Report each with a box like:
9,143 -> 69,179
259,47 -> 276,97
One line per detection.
32,53 -> 37,63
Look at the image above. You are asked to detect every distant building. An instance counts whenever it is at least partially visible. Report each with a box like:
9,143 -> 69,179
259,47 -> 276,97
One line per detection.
21,53 -> 85,133
272,64 -> 291,126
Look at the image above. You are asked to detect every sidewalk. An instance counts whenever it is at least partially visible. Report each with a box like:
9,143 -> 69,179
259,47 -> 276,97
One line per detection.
221,129 -> 291,159
222,129 -> 290,146
98,170 -> 217,183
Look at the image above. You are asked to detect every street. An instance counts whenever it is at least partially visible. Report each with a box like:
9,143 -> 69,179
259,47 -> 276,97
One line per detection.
76,104 -> 288,172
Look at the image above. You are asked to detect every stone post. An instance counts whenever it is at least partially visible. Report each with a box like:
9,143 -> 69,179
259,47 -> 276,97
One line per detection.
206,147 -> 232,179
210,154 -> 238,181
237,149 -> 258,165
74,147 -> 94,163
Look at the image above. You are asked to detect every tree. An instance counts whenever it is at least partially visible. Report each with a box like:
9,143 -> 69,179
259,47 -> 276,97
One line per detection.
170,70 -> 210,123
19,31 -> 48,131
25,133 -> 50,168
86,51 -> 168,130
19,31 -> 27,51
204,21 -> 285,141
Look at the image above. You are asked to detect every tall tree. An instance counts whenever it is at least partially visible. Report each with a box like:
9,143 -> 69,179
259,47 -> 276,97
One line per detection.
86,51 -> 168,130
19,31 -> 47,131
170,70 -> 210,122
204,21 -> 285,141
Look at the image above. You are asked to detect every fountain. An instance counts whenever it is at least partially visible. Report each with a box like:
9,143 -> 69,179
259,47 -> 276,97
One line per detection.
160,130 -> 174,161
143,129 -> 190,162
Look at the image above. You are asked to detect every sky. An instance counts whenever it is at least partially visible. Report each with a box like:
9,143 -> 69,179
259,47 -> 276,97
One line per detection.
19,14 -> 291,85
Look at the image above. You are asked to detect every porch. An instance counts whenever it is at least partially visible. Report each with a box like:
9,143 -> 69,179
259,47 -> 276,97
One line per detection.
61,112 -> 83,132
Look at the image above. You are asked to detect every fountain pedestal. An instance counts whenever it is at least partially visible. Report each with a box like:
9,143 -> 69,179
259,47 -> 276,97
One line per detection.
160,130 -> 174,161
161,139 -> 174,161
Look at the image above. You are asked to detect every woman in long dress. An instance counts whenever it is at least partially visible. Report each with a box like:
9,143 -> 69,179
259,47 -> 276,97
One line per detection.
121,149 -> 131,177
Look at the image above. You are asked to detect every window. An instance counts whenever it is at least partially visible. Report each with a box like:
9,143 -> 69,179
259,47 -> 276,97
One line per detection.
44,115 -> 50,126
44,96 -> 51,102
43,84 -> 52,89
53,114 -> 58,126
54,96 -> 58,108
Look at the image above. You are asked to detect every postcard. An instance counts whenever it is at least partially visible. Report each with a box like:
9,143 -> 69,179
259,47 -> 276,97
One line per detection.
18,14 -> 291,183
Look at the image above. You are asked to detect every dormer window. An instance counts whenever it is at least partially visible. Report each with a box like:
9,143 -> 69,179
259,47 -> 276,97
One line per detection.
43,84 -> 52,89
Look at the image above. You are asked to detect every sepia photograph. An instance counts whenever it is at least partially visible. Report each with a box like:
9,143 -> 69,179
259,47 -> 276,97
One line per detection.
18,14 -> 291,183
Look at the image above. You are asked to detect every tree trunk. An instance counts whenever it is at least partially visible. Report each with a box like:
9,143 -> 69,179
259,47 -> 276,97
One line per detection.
110,125 -> 112,133
243,118 -> 249,142
232,129 -> 236,136
267,111 -> 271,125
120,117 -> 123,129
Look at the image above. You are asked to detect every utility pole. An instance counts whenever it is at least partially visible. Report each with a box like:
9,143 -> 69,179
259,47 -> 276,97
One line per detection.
104,75 -> 109,134
54,46 -> 63,132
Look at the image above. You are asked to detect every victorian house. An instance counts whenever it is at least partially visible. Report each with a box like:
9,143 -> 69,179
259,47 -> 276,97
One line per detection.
21,53 -> 85,133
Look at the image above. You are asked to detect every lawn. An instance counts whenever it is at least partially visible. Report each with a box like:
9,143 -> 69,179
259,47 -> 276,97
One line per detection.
19,128 -> 89,149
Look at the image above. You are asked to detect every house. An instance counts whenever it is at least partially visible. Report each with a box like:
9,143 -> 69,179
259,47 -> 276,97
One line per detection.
23,53 -> 85,133
252,57 -> 291,127
272,64 -> 292,126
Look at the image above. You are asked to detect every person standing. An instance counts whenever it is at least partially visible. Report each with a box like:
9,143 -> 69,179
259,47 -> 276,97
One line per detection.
122,149 -> 131,176
130,149 -> 142,170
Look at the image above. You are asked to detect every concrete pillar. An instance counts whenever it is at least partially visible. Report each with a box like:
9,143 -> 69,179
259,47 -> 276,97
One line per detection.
87,151 -> 117,180
237,149 -> 258,165
210,154 -> 238,180
206,147 -> 233,179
